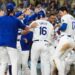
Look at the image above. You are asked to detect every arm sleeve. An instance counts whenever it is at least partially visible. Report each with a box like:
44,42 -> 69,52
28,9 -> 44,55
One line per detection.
59,23 -> 67,31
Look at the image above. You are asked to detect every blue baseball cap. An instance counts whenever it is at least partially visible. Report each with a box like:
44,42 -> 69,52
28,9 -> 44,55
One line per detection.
38,10 -> 45,19
6,3 -> 14,11
15,11 -> 23,17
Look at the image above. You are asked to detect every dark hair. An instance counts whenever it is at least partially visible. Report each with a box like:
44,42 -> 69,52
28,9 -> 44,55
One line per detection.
6,9 -> 14,16
49,13 -> 56,17
59,6 -> 68,12
6,3 -> 14,16
47,11 -> 56,17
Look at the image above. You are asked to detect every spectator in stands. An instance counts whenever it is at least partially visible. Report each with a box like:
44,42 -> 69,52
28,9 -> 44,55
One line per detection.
63,1 -> 71,12
72,4 -> 75,16
0,9 -> 4,16
23,0 -> 28,8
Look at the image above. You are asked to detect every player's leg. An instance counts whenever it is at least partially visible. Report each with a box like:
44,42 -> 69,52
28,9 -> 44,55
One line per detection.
31,42 -> 41,75
53,36 -> 67,75
0,47 -> 8,75
7,47 -> 19,75
40,42 -> 50,75
17,50 -> 22,75
50,60 -> 57,75
64,50 -> 75,75
56,35 -> 74,57
49,45 -> 57,75
4,64 -> 9,75
21,50 -> 30,75
54,56 -> 66,75
17,41 -> 22,75
54,35 -> 75,75
6,65 -> 12,75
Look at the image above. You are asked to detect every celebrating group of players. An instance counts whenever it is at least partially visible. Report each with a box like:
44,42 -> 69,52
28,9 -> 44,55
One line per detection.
0,2 -> 75,75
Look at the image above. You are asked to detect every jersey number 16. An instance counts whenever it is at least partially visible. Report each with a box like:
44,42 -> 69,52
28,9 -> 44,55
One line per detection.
40,27 -> 47,35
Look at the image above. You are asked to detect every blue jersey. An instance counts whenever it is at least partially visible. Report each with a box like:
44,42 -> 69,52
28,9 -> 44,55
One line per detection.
23,15 -> 31,25
20,32 -> 33,51
20,14 -> 33,51
0,15 -> 25,48
38,10 -> 45,19
29,13 -> 38,21
23,14 -> 37,25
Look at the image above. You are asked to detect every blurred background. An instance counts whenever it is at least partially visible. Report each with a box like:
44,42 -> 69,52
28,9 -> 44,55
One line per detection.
0,0 -> 75,17
0,0 -> 75,16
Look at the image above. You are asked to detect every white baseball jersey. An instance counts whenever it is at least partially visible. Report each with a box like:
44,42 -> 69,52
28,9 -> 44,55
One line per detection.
30,20 -> 54,43
61,14 -> 75,36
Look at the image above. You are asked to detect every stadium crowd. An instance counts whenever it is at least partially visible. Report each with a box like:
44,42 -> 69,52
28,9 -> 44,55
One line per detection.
0,0 -> 75,16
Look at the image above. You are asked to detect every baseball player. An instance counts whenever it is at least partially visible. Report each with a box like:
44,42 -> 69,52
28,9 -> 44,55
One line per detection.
0,3 -> 28,75
47,13 -> 59,75
53,6 -> 75,75
26,17 -> 54,75
15,10 -> 35,75
20,31 -> 33,75
15,11 -> 24,52
20,14 -> 33,75
15,11 -> 24,75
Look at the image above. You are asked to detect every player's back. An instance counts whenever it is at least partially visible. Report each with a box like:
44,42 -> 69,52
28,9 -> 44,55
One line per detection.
61,14 -> 75,36
32,20 -> 54,43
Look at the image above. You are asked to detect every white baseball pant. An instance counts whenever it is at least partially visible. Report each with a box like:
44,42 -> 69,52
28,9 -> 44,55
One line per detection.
17,41 -> 22,75
17,41 -> 21,51
64,50 -> 75,74
21,50 -> 30,75
0,46 -> 19,75
49,45 -> 57,75
31,41 -> 50,75
54,35 -> 75,75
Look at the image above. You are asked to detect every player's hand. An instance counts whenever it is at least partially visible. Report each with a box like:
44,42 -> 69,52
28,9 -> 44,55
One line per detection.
54,24 -> 60,29
21,30 -> 28,35
21,26 -> 31,34
25,26 -> 30,31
